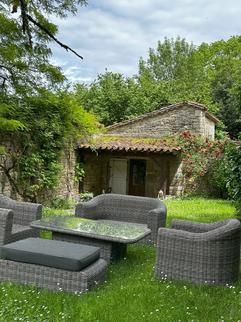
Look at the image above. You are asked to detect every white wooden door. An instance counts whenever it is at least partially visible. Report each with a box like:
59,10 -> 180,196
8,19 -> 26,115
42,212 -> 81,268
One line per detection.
109,159 -> 127,194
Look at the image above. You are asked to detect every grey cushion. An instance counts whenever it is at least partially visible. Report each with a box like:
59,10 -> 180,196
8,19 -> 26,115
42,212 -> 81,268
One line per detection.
1,238 -> 100,271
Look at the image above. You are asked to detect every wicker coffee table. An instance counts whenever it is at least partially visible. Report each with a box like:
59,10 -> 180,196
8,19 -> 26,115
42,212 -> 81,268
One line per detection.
31,216 -> 151,263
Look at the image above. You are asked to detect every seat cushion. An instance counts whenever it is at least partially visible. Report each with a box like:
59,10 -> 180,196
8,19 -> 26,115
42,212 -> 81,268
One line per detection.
1,238 -> 100,271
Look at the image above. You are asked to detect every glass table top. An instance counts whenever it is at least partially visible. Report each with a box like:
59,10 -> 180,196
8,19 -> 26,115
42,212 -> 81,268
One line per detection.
31,216 -> 151,242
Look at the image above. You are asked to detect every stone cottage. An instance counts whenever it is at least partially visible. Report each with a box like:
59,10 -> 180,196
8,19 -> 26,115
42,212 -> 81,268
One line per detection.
0,101 -> 219,199
77,101 -> 219,198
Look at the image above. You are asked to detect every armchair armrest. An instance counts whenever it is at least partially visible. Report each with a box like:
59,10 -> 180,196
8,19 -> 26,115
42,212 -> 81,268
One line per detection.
0,208 -> 13,246
75,198 -> 102,219
157,225 -> 227,244
171,219 -> 227,233
158,227 -> 203,242
147,204 -> 167,244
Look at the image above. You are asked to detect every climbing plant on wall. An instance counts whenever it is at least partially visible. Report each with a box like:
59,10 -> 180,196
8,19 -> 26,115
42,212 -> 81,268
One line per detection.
176,131 -> 226,193
0,91 -> 99,202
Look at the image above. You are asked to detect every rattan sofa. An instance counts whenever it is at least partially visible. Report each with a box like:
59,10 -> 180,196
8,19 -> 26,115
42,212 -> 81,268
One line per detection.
0,194 -> 42,243
75,193 -> 167,244
0,208 -> 107,293
155,219 -> 241,285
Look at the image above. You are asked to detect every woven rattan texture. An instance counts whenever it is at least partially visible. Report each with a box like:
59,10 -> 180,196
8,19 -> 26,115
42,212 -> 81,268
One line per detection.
155,219 -> 241,285
75,194 -> 166,244
0,195 -> 42,243
0,258 -> 107,293
0,207 -> 107,293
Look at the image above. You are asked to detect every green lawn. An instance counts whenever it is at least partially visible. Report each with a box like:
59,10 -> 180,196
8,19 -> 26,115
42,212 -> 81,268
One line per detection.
0,198 -> 239,322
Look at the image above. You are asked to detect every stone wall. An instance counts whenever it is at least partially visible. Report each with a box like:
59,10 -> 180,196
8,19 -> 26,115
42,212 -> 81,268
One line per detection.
0,140 -> 18,198
0,168 -> 11,197
57,148 -> 79,198
81,152 -> 110,195
202,115 -> 215,139
108,104 -> 215,139
0,147 -> 79,201
168,158 -> 185,195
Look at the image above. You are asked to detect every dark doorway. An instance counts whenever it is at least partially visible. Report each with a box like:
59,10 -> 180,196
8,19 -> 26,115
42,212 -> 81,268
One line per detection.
129,159 -> 146,196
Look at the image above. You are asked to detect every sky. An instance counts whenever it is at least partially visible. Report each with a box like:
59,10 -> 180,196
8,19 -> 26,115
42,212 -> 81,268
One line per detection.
50,0 -> 241,84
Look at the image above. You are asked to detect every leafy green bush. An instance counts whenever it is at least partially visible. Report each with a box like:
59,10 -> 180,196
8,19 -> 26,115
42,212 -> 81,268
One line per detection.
207,141 -> 241,214
50,196 -> 75,209
0,91 -> 99,202
205,157 -> 229,198
225,143 -> 241,215
78,192 -> 93,202
177,131 -> 225,193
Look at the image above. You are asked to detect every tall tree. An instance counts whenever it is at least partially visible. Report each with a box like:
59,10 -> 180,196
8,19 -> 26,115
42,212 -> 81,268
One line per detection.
0,0 -> 101,200
0,0 -> 88,95
139,36 -> 241,138
139,37 -> 195,81
74,71 -> 169,126
0,0 -> 82,141
209,37 -> 241,138
0,0 -> 86,59
138,37 -> 214,108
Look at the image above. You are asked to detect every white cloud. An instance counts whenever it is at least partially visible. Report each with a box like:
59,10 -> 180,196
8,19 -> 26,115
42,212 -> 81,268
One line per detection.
49,0 -> 241,83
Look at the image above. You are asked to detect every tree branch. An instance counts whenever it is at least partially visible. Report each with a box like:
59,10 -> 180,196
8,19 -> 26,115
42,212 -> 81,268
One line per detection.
0,75 -> 7,89
19,0 -> 33,47
0,65 -> 12,71
26,14 -> 83,60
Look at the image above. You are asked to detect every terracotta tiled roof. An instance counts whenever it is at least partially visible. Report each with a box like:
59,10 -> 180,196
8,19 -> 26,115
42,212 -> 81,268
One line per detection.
78,136 -> 181,154
107,101 -> 219,131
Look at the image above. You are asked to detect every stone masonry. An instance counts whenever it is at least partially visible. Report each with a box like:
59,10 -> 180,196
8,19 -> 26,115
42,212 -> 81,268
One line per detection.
107,102 -> 218,139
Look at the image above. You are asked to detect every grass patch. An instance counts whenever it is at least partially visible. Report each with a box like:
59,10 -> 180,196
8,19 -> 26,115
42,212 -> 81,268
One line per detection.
164,197 -> 236,226
0,197 -> 240,322
43,208 -> 74,218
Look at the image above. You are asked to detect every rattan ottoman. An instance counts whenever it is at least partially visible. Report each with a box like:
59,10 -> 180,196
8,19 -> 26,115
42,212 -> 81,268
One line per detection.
0,238 -> 108,293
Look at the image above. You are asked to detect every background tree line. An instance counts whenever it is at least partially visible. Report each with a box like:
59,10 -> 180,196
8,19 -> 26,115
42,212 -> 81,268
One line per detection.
74,36 -> 241,139
0,0 -> 240,209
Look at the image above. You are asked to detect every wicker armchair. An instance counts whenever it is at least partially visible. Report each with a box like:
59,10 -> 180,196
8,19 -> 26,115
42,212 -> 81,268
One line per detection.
155,219 -> 241,285
75,194 -> 167,244
0,195 -> 42,243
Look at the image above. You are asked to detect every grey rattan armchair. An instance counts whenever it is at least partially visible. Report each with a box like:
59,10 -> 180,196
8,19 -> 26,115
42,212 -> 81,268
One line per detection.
0,194 -> 42,243
75,194 -> 167,244
155,219 -> 241,285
